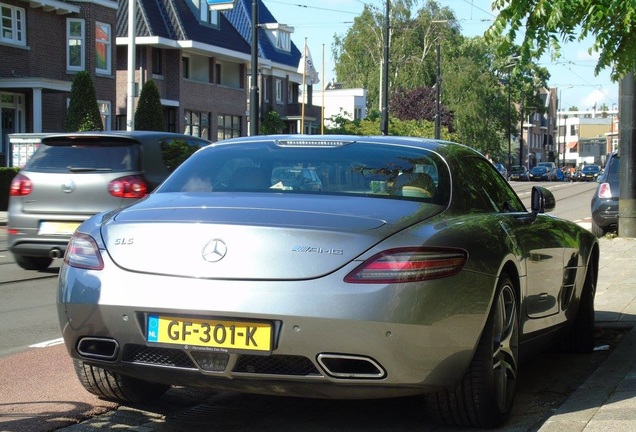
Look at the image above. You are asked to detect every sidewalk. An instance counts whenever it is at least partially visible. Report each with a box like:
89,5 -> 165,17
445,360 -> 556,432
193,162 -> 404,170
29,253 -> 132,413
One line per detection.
538,236 -> 636,432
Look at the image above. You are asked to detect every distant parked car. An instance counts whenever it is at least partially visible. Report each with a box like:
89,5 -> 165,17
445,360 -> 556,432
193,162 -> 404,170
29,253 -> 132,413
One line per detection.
528,165 -> 553,181
494,163 -> 507,179
591,152 -> 619,237
580,165 -> 602,182
8,131 -> 211,270
508,165 -> 529,181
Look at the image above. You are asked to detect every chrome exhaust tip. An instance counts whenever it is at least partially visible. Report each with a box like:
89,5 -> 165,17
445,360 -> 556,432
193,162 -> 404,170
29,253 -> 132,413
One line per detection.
77,337 -> 119,360
317,354 -> 386,379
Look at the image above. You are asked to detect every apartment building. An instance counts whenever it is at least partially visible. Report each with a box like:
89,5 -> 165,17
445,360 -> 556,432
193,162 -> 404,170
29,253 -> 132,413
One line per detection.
0,0 -> 118,165
556,108 -> 618,167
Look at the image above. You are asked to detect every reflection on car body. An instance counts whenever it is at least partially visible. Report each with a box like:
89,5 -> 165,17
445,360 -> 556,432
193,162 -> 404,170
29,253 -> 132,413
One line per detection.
57,135 -> 599,429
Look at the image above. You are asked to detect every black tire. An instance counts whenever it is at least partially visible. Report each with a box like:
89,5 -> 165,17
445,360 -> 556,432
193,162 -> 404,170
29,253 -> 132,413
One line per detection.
560,264 -> 596,353
13,254 -> 52,271
591,221 -> 606,238
426,274 -> 518,428
73,359 -> 170,403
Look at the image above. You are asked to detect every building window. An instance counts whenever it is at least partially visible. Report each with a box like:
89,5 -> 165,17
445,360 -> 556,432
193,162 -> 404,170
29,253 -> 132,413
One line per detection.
182,57 -> 190,79
1,3 -> 26,46
570,124 -> 577,136
199,0 -> 219,26
287,82 -> 293,104
217,115 -> 241,141
184,109 -> 210,139
67,19 -> 85,70
215,63 -> 222,85
95,22 -> 111,74
275,31 -> 290,51
275,79 -> 283,103
152,48 -> 163,76
98,100 -> 111,131
262,77 -> 269,102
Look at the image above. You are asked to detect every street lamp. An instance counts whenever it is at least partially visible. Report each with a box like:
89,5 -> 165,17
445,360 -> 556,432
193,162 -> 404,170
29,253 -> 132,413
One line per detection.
558,85 -> 573,168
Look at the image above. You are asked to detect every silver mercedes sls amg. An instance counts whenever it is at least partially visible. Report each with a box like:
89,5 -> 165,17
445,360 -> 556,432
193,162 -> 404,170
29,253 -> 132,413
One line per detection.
57,135 -> 599,428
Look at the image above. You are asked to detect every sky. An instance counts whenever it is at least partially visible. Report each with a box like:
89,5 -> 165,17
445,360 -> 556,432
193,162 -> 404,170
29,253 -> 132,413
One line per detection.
262,0 -> 620,112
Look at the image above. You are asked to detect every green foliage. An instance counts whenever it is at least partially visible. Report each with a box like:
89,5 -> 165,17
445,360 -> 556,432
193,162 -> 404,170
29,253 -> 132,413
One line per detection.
161,140 -> 199,172
65,71 -> 103,132
325,114 -> 459,142
333,0 -> 462,111
0,167 -> 19,211
486,0 -> 636,81
135,80 -> 165,131
260,111 -> 286,134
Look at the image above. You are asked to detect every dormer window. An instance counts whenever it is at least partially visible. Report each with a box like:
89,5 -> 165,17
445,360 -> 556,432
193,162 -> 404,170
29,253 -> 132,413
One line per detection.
262,23 -> 293,52
200,0 -> 219,26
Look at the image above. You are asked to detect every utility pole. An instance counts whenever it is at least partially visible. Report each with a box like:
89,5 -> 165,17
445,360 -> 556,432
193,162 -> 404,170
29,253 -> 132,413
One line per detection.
380,0 -> 390,135
249,0 -> 259,136
434,43 -> 441,139
619,71 -> 636,237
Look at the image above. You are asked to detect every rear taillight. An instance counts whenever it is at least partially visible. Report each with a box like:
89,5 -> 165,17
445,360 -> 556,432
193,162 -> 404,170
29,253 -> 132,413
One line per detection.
598,183 -> 612,199
108,175 -> 148,198
64,232 -> 104,270
344,248 -> 467,283
9,174 -> 32,196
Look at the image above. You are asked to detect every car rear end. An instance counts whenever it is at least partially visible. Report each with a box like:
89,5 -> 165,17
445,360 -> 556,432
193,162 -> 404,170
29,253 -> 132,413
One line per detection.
8,134 -> 148,269
591,152 -> 619,236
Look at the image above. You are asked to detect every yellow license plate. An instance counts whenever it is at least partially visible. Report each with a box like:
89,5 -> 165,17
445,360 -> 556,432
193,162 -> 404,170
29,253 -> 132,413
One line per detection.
38,221 -> 81,235
147,315 -> 272,353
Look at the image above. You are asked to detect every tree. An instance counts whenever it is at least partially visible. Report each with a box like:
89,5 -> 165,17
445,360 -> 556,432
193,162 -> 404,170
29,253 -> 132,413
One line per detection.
64,71 -> 103,132
135,80 -> 165,131
332,0 -> 462,112
485,0 -> 636,81
260,111 -> 285,134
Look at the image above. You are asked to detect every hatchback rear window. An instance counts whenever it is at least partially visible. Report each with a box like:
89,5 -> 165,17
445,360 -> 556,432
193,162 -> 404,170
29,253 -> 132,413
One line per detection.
25,142 -> 140,173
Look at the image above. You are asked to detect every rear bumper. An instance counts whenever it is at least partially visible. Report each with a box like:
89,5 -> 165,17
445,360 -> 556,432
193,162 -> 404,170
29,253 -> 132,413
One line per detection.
57,254 -> 497,397
591,199 -> 619,229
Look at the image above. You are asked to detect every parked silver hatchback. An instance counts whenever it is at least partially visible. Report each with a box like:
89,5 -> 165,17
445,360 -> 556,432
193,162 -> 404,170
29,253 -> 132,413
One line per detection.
8,131 -> 210,270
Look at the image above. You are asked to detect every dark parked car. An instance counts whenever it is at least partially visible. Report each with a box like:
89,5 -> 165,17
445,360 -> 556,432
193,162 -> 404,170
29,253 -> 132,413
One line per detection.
528,165 -> 554,181
8,131 -> 211,270
591,151 -> 619,237
58,135 -> 598,429
580,164 -> 602,181
508,165 -> 529,181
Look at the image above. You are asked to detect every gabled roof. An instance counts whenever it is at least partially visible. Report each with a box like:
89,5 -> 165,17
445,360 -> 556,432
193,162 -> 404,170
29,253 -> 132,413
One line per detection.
223,0 -> 301,69
117,0 -> 251,54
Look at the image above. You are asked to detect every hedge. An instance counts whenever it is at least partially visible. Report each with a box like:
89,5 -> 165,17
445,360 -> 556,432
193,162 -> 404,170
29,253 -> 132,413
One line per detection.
0,168 -> 19,211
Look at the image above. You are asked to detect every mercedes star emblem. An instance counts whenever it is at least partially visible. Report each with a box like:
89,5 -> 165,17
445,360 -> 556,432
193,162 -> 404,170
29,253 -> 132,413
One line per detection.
202,239 -> 227,262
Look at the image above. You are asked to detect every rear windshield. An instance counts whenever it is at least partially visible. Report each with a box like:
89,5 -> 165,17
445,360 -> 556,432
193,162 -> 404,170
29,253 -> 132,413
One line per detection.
25,141 -> 140,173
157,141 -> 451,204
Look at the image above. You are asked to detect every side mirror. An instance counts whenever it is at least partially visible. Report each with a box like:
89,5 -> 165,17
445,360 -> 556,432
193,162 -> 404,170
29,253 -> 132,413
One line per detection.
531,186 -> 555,214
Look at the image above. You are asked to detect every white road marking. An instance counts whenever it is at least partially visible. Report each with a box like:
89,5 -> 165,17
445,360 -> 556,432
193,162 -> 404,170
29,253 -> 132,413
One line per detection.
29,338 -> 64,348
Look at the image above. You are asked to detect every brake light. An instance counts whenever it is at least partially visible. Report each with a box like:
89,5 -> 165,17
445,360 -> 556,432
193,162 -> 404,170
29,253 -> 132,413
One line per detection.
64,232 -> 104,270
344,248 -> 467,283
108,175 -> 148,198
598,183 -> 612,199
9,174 -> 32,196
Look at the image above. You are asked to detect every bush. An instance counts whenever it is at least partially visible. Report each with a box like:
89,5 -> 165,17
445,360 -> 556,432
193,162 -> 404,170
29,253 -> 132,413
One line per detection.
135,80 -> 165,131
65,71 -> 103,132
0,168 -> 19,211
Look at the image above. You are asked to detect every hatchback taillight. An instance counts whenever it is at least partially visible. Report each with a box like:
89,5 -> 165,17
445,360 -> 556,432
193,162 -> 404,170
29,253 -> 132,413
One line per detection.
108,175 -> 149,198
344,248 -> 467,283
9,174 -> 32,196
598,183 -> 613,199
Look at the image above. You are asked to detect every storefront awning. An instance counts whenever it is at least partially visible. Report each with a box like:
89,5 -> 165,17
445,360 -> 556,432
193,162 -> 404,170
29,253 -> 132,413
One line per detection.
567,142 -> 578,149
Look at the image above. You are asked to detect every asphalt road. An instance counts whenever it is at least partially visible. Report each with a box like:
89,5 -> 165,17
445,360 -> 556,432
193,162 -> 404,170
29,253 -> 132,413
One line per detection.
0,180 -> 606,432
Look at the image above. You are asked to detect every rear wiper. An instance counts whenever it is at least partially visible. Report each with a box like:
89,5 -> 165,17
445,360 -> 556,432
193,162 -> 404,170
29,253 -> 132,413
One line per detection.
67,166 -> 113,172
